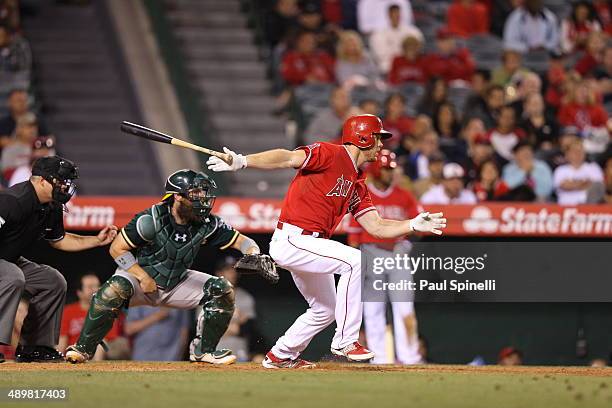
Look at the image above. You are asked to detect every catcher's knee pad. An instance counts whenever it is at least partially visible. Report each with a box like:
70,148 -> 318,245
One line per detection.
190,277 -> 235,355
76,275 -> 134,355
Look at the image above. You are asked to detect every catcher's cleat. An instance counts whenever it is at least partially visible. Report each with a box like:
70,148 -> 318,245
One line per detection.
190,349 -> 237,365
65,346 -> 90,364
331,342 -> 375,362
262,351 -> 316,369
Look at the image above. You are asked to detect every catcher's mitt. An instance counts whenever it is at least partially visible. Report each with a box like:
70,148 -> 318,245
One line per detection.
234,254 -> 279,284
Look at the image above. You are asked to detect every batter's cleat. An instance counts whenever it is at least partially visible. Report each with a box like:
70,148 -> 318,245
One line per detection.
262,351 -> 316,369
15,345 -> 64,363
331,342 -> 375,362
65,345 -> 90,364
190,349 -> 237,365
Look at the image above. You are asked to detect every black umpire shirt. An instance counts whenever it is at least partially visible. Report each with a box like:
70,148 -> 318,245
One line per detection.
0,181 -> 65,263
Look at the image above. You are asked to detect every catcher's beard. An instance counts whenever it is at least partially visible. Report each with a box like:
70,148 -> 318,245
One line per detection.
175,200 -> 200,223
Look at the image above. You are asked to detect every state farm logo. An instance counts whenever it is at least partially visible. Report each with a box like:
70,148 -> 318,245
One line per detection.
64,203 -> 115,227
463,206 -> 499,233
463,206 -> 612,236
216,201 -> 281,231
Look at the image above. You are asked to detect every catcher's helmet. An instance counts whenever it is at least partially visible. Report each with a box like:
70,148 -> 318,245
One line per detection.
368,149 -> 397,179
163,169 -> 217,220
341,114 -> 392,149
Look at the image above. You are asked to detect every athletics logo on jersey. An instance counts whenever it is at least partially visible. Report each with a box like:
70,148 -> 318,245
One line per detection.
174,233 -> 188,242
326,175 -> 353,197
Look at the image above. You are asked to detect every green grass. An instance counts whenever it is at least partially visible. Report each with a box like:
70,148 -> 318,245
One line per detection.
1,364 -> 611,408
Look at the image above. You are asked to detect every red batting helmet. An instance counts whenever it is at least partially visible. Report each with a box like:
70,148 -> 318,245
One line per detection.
341,114 -> 392,149
368,149 -> 397,178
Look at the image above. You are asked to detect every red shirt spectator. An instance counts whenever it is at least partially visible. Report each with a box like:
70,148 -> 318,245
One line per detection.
447,0 -> 490,38
388,35 -> 427,84
574,32 -> 606,76
594,0 -> 612,35
558,82 -> 608,129
382,93 -> 414,149
321,0 -> 342,25
280,31 -> 335,86
424,28 -> 475,82
471,160 -> 510,201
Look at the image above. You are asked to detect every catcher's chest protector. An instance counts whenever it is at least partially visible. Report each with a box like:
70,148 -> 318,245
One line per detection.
137,204 -> 216,290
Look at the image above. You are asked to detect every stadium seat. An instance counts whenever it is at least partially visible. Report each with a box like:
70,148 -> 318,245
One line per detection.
394,83 -> 425,116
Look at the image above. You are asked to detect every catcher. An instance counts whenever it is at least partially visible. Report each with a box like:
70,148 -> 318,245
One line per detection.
65,169 -> 278,364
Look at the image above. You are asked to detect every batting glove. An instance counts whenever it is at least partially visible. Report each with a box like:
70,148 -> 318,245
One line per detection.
409,212 -> 447,235
206,147 -> 247,172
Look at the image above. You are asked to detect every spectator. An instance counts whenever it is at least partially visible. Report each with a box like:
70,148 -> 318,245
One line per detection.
0,89 -> 49,147
574,31 -> 607,77
502,141 -> 554,201
553,139 -> 604,205
503,0 -> 559,53
1,112 -> 38,181
417,77 -> 448,118
593,46 -> 612,104
265,0 -> 299,48
465,84 -> 505,129
471,159 -> 510,201
594,0 -> 612,35
542,126 -> 581,170
369,4 -> 423,74
303,86 -> 352,145
124,306 -> 190,361
8,135 -> 56,186
545,51 -> 569,110
519,92 -> 559,150
507,71 -> 542,118
388,35 -> 427,85
557,80 -> 609,155
434,102 -> 464,162
357,0 -> 414,35
0,22 -> 30,74
498,346 -> 523,366
421,162 -> 477,204
406,130 -> 439,180
424,27 -> 475,84
382,92 -> 413,149
490,0 -> 519,38
464,133 -> 495,182
411,150 -> 445,198
280,30 -> 335,86
58,274 -> 123,360
335,30 -> 380,88
487,105 -> 526,163
358,98 -> 381,116
216,263 -> 267,362
463,70 -> 492,115
447,0 -> 490,38
586,155 -> 612,203
395,114 -> 433,163
491,49 -> 531,88
298,2 -> 337,54
560,1 -> 602,54
0,0 -> 19,32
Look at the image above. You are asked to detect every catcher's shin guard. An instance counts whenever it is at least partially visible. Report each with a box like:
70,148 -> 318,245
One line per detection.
190,277 -> 235,356
73,275 -> 133,357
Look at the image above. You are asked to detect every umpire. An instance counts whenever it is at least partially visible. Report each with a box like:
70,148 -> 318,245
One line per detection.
0,156 -> 118,363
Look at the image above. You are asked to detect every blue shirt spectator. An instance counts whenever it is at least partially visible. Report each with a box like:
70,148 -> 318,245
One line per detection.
503,0 -> 559,53
125,306 -> 190,361
502,141 -> 553,200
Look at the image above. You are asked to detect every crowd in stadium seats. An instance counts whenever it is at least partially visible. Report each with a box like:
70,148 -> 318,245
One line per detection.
0,0 -> 56,190
259,0 -> 612,205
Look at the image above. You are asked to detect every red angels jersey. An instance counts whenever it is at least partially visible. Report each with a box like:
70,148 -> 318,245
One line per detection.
279,142 -> 376,237
347,182 -> 423,245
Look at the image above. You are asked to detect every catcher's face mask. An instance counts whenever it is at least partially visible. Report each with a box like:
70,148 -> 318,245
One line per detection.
184,177 -> 216,221
44,160 -> 78,204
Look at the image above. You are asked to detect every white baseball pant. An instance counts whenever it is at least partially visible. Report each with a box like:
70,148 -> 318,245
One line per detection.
268,223 -> 363,360
362,243 -> 422,364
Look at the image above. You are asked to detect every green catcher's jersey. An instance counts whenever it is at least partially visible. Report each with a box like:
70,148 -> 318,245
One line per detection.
120,203 -> 239,290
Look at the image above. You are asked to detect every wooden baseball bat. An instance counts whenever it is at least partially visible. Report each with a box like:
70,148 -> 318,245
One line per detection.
120,121 -> 233,165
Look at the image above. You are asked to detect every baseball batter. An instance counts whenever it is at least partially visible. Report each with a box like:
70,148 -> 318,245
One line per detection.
65,170 -> 276,364
348,150 -> 423,365
207,114 -> 446,368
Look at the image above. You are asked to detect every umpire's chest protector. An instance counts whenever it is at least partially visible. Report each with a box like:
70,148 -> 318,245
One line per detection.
137,204 -> 215,290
